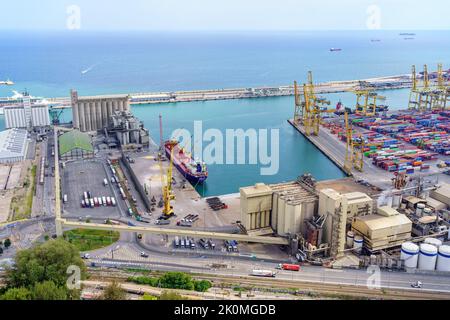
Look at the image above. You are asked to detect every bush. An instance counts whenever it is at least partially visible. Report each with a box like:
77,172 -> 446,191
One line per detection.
159,272 -> 194,291
159,290 -> 184,300
1,287 -> 32,300
128,273 -> 211,293
99,281 -> 126,300
194,280 -> 212,292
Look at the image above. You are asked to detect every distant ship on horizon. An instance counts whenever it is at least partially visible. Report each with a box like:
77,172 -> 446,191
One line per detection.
329,48 -> 342,52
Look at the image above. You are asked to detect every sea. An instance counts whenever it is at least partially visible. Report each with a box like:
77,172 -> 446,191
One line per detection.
1,30 -> 449,196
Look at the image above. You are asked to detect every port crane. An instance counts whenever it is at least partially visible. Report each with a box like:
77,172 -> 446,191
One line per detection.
160,146 -> 175,218
353,87 -> 386,117
344,110 -> 364,174
294,72 -> 331,136
408,64 -> 448,112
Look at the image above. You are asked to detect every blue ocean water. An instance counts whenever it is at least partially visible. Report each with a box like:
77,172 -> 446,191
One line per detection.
1,30 -> 449,97
0,30 -> 448,195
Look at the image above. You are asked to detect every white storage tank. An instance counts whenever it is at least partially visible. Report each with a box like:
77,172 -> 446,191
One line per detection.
436,245 -> 450,272
418,243 -> 438,271
401,242 -> 419,269
346,231 -> 355,248
416,203 -> 425,216
424,238 -> 442,248
423,208 -> 432,216
353,235 -> 363,253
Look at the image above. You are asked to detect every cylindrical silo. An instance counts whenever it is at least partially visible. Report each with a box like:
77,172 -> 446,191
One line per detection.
416,203 -> 425,216
271,192 -> 278,232
79,102 -> 85,131
424,238 -> 442,248
101,100 -> 108,127
436,245 -> 450,272
401,242 -> 419,269
277,194 -> 285,235
85,102 -> 91,131
346,231 -> 354,248
418,243 -> 438,271
353,235 -> 363,254
423,208 -> 432,216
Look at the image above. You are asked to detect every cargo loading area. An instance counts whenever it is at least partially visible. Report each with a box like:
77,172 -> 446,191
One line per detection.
61,159 -> 122,219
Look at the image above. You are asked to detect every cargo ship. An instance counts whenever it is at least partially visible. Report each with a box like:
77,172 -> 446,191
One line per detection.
330,48 -> 342,52
165,140 -> 208,185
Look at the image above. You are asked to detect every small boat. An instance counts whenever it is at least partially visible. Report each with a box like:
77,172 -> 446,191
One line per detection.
330,48 -> 342,52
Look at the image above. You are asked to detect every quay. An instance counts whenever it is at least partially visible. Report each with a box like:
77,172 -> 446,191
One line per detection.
31,73 -> 413,109
287,118 -> 449,190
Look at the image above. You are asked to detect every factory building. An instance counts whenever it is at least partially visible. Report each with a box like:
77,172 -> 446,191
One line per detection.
239,183 -> 273,236
429,183 -> 450,207
240,181 -> 317,237
0,129 -> 29,163
4,95 -> 50,129
108,111 -> 149,150
71,90 -> 130,132
319,189 -> 374,257
58,130 -> 94,161
351,206 -> 412,252
271,182 -> 317,236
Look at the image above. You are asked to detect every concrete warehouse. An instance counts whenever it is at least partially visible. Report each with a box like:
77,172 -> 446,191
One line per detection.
71,90 -> 130,132
4,95 -> 50,129
0,128 -> 29,163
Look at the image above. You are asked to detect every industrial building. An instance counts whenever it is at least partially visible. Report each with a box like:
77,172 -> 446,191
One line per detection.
58,130 -> 94,161
240,181 -> 317,237
0,128 -> 29,163
4,95 -> 50,129
319,189 -> 374,257
108,111 -> 149,150
71,90 -> 130,132
351,206 -> 412,251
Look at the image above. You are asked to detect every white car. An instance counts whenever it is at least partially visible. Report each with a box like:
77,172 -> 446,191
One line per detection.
411,281 -> 422,288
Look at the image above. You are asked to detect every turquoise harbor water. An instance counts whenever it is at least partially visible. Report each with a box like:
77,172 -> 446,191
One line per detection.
0,31 -> 448,195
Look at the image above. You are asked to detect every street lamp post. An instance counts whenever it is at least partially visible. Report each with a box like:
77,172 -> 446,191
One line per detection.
111,245 -> 120,260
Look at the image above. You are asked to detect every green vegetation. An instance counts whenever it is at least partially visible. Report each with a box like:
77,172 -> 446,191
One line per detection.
159,291 -> 184,300
99,281 -> 127,300
128,272 -> 212,293
1,238 -> 87,300
142,293 -> 158,300
10,164 -> 37,220
63,228 -> 120,251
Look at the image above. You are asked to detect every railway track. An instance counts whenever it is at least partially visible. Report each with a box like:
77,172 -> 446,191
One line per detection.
87,269 -> 448,300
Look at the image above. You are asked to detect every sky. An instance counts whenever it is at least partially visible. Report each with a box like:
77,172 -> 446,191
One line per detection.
0,0 -> 449,31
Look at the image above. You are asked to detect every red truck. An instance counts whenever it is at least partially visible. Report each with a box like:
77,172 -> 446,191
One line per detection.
277,263 -> 300,271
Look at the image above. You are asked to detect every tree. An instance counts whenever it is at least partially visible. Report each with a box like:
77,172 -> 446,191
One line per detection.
159,290 -> 184,300
1,287 -> 32,300
194,280 -> 212,292
3,239 -> 11,249
158,272 -> 194,291
7,238 -> 87,289
32,281 -> 68,300
99,281 -> 127,300
0,247 -> 3,255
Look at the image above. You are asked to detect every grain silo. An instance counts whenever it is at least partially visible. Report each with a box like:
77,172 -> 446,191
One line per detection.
71,90 -> 130,132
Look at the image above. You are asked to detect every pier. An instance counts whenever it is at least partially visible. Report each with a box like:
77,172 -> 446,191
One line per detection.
287,118 -> 449,190
12,73 -> 414,110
